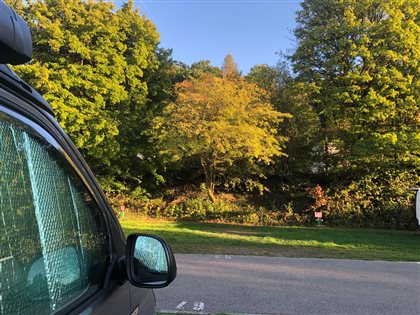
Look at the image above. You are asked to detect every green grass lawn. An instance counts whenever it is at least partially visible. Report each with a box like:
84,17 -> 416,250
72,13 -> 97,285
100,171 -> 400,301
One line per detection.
121,217 -> 420,261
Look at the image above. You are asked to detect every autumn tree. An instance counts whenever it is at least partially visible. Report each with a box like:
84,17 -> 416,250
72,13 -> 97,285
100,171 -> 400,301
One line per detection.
222,54 -> 240,78
292,0 -> 420,178
153,74 -> 291,201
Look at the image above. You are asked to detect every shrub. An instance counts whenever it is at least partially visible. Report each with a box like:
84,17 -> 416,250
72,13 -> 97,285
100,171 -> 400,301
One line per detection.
109,170 -> 419,230
325,170 -> 419,229
107,193 -> 148,217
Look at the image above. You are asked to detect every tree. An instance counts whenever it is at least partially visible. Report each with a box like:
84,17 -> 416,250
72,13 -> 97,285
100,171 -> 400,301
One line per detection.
292,0 -> 420,178
190,60 -> 222,78
153,74 -> 291,201
116,47 -> 186,194
222,54 -> 240,78
246,64 -> 289,98
246,64 -> 320,178
8,0 -> 160,184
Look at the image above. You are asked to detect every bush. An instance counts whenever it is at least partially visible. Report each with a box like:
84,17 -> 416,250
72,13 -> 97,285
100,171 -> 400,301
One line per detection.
107,193 -> 149,217
325,170 -> 419,229
108,170 -> 419,230
108,189 -> 307,226
100,177 -> 151,217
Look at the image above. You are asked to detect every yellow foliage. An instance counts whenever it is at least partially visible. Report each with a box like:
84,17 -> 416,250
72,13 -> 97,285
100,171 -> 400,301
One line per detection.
154,73 -> 291,197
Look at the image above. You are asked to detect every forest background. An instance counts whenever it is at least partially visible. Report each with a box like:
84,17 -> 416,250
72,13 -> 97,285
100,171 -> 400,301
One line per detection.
6,0 -> 420,229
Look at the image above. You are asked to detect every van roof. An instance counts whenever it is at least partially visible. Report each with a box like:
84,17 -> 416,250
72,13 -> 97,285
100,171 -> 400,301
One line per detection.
0,64 -> 54,115
0,1 -> 33,65
0,2 -> 53,115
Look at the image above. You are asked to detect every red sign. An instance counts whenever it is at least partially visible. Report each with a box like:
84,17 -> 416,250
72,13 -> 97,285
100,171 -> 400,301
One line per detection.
314,212 -> 323,218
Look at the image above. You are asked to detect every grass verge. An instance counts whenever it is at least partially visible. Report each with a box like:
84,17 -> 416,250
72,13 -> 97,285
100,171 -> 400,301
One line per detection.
121,217 -> 420,261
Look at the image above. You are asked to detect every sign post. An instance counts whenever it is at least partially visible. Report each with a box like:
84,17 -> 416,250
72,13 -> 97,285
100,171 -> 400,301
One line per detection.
119,205 -> 126,220
314,211 -> 323,227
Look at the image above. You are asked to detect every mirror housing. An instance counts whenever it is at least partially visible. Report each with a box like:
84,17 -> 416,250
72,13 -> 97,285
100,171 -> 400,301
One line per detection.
126,234 -> 176,288
0,1 -> 33,65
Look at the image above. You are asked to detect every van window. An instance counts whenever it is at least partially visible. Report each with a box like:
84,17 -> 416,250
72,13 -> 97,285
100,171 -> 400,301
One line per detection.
0,112 -> 108,314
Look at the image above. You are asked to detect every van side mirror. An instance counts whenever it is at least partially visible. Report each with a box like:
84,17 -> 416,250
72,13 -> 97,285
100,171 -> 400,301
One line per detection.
126,234 -> 176,288
0,1 -> 33,64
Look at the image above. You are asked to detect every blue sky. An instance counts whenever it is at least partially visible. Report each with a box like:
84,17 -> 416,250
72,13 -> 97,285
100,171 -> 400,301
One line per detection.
128,0 -> 301,74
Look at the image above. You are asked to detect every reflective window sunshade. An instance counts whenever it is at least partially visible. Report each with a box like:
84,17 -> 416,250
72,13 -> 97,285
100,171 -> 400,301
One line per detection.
0,112 -> 108,314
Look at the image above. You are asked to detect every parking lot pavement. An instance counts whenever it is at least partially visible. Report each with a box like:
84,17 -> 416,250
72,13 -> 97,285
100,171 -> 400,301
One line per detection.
155,254 -> 420,315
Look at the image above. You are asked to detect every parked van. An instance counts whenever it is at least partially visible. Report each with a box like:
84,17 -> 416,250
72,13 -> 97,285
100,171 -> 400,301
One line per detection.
0,2 -> 176,314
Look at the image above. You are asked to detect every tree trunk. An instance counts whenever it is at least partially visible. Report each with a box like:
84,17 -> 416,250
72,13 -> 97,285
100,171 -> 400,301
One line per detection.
201,156 -> 217,203
207,187 -> 216,203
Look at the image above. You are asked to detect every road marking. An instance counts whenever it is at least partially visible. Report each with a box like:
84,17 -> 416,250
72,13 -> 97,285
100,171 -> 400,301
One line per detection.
176,301 -> 187,310
130,305 -> 139,315
225,255 -> 231,260
193,302 -> 204,311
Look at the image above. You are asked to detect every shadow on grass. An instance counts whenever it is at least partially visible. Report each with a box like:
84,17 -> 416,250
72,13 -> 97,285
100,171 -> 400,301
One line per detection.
122,220 -> 420,261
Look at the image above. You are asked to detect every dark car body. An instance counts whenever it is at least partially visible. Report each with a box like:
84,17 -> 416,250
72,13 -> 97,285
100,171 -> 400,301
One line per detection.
0,2 -> 175,314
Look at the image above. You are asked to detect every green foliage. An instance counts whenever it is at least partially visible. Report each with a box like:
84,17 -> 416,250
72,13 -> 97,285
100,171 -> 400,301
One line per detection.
246,64 -> 320,177
246,63 -> 290,101
110,187 -> 306,226
326,170 -> 419,229
111,171 -> 418,228
190,60 -> 222,78
9,0 -> 160,178
116,47 -> 179,193
292,0 -> 420,175
6,0 -> 418,230
156,195 -> 276,225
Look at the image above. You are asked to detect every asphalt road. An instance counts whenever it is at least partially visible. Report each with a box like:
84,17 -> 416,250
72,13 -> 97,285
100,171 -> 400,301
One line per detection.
155,254 -> 420,315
